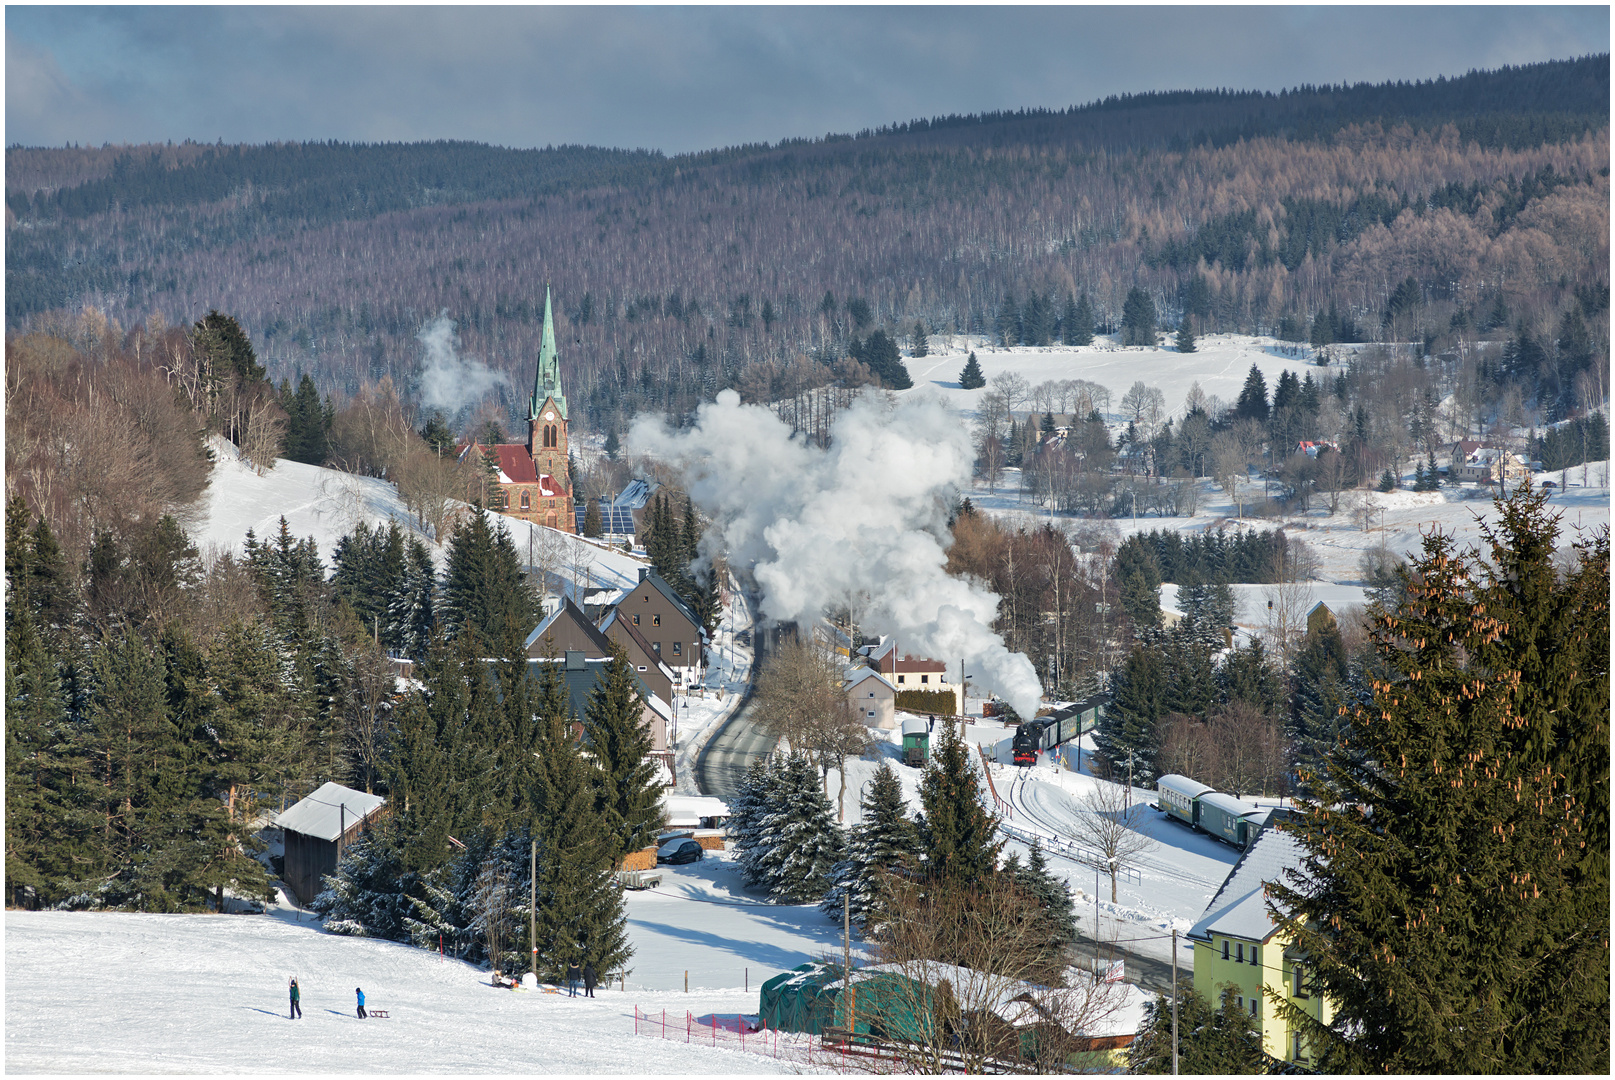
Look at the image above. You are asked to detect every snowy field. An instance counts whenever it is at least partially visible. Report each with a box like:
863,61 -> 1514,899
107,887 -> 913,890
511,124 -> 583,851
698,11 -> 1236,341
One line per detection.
5,851 -> 851,1074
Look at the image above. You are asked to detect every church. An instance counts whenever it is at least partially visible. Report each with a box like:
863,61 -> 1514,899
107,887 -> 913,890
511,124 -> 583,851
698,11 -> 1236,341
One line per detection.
459,287 -> 575,532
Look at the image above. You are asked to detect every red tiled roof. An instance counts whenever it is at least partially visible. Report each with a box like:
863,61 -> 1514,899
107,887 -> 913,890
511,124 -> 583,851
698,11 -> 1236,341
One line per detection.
490,444 -> 538,484
883,654 -> 947,674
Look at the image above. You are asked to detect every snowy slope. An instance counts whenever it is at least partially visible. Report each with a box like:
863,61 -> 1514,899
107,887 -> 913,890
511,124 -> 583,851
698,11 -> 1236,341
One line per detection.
6,857 -> 846,1074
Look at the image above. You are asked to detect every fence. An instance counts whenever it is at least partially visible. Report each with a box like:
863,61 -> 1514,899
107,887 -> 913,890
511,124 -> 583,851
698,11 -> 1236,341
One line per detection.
999,822 -> 1142,886
631,1008 -> 904,1071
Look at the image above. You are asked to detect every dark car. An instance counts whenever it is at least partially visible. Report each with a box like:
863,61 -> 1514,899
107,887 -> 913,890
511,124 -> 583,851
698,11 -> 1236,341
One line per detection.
657,839 -> 704,865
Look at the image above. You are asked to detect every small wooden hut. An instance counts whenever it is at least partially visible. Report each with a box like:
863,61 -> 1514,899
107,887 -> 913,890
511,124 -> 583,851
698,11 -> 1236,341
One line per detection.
275,782 -> 386,905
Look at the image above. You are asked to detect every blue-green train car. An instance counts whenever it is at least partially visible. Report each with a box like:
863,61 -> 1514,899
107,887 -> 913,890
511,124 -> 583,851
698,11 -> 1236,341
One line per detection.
1155,773 -> 1214,827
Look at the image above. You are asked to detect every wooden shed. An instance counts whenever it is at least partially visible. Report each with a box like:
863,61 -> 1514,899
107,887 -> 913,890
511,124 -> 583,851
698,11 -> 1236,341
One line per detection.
274,782 -> 386,906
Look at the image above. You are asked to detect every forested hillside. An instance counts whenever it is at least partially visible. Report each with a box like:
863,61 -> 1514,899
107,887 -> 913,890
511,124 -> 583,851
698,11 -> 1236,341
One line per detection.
5,56 -> 1608,444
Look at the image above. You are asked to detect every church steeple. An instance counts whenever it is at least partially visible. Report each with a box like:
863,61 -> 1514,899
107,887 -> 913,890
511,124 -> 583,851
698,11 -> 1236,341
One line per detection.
529,286 -> 567,421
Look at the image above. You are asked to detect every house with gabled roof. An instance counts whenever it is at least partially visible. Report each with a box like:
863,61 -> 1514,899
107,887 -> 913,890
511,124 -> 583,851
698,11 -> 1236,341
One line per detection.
618,567 -> 706,685
524,597 -> 614,660
597,605 -> 677,707
845,666 -> 897,729
1187,812 -> 1331,1065
275,782 -> 386,906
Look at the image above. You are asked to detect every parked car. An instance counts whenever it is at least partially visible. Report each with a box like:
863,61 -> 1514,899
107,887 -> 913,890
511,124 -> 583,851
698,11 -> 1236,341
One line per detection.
1543,480 -> 1557,489
657,838 -> 704,865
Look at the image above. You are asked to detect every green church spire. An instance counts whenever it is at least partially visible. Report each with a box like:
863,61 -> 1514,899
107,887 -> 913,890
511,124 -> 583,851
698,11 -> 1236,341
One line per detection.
530,285 -> 566,421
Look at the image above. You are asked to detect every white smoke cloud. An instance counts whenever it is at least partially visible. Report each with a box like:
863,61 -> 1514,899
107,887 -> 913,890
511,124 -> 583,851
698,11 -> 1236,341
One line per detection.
627,388 -> 1044,717
415,314 -> 507,415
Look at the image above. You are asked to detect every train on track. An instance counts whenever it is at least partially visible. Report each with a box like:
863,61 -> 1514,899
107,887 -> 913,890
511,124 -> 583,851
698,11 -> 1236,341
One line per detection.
1153,773 -> 1276,849
1009,694 -> 1109,767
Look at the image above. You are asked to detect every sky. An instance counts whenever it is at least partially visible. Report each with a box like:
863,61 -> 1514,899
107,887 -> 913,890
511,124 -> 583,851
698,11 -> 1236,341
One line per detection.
6,5 -> 1609,154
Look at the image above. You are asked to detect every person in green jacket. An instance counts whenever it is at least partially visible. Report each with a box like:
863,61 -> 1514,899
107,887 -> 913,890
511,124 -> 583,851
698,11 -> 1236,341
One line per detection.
289,977 -> 301,1019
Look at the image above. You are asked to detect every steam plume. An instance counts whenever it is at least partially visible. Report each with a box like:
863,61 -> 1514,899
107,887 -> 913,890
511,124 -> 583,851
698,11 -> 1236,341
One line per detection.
416,314 -> 507,415
628,389 -> 1043,717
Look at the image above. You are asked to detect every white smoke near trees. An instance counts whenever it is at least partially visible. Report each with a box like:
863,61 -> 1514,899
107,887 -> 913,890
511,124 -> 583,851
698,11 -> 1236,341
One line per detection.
416,314 -> 507,415
628,388 -> 1044,717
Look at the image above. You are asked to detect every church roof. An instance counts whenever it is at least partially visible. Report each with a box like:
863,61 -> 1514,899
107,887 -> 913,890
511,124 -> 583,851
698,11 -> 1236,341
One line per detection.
530,286 -> 567,422
457,443 -> 564,496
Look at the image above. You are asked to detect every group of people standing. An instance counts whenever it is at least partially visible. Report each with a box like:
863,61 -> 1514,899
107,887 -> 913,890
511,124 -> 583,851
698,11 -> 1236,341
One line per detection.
287,978 -> 367,1019
564,962 -> 598,998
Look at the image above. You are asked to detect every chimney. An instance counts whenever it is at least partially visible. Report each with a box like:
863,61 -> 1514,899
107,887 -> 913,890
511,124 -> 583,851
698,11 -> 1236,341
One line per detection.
565,650 -> 586,671
639,567 -> 651,582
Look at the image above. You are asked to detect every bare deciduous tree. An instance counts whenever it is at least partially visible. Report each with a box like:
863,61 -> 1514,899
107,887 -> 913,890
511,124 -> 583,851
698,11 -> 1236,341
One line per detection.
1066,781 -> 1159,902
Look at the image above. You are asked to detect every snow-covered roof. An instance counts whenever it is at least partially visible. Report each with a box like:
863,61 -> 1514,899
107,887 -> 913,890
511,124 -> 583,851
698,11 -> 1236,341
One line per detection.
662,795 -> 729,826
840,960 -> 1145,1036
845,667 -> 896,693
1188,818 -> 1307,945
1199,791 -> 1259,817
275,782 -> 385,842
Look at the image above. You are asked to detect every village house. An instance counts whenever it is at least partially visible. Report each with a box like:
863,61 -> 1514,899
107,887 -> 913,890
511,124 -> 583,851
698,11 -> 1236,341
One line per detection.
618,567 -> 707,687
1452,446 -> 1529,486
863,639 -> 964,714
1188,812 -> 1331,1065
844,666 -> 898,729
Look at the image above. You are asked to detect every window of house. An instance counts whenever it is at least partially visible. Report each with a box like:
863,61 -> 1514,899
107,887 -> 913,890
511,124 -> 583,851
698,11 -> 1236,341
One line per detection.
1222,940 -> 1230,960
632,614 -> 640,626
653,643 -> 661,653
653,614 -> 661,627
636,666 -> 647,673
1294,1033 -> 1304,1060
868,691 -> 875,698
1236,943 -> 1244,963
897,675 -> 905,684
1250,945 -> 1259,966
520,492 -> 531,510
672,642 -> 681,655
1235,996 -> 1243,1011
921,674 -> 929,684
1294,965 -> 1308,999
867,711 -> 875,718
1250,998 -> 1259,1018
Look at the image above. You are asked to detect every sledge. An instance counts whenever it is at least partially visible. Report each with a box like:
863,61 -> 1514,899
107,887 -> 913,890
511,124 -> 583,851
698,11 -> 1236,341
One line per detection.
368,1009 -> 390,1018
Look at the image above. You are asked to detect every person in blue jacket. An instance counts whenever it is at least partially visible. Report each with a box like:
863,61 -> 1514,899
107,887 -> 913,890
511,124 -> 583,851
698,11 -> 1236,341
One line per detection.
356,987 -> 367,1019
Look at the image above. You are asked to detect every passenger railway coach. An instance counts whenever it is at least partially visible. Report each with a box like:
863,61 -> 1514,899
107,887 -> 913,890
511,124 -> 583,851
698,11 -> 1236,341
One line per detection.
1153,773 -> 1273,849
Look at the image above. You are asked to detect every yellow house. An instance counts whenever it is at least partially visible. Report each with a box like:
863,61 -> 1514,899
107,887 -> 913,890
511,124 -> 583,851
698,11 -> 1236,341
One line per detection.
1188,815 -> 1330,1066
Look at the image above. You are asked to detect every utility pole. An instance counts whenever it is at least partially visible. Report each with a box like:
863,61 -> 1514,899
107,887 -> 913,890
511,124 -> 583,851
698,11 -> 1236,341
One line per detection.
1171,929 -> 1180,1075
530,840 -> 538,983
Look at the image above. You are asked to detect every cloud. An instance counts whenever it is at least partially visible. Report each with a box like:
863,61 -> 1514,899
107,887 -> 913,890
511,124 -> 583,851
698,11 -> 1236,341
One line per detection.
4,7 -> 1606,152
628,389 -> 1044,717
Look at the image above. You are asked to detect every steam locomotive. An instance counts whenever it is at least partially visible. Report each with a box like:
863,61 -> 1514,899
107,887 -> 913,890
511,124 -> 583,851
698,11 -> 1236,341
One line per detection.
1009,694 -> 1108,767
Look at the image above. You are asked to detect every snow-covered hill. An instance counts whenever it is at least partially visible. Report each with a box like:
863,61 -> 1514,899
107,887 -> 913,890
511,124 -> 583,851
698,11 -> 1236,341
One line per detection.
192,437 -> 648,594
903,334 -> 1610,585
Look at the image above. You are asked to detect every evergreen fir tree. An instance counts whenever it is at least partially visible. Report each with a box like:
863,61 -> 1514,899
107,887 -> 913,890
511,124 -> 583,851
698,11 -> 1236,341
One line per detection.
753,752 -> 844,903
1002,840 -> 1079,982
1067,293 -> 1096,346
1175,322 -> 1197,353
528,657 -> 631,978
821,762 -> 920,931
582,500 -> 602,538
958,351 -> 986,389
1129,985 -> 1266,1073
1270,490 -> 1609,1072
1378,468 -> 1398,492
728,756 -> 781,891
1218,638 -> 1282,717
1122,287 -> 1157,346
584,644 -> 664,863
919,721 -> 1001,883
388,693 -> 454,874
911,320 -> 929,357
386,535 -> 437,659
312,831 -> 416,939
280,373 -> 331,465
1234,364 -> 1270,424
441,509 -> 539,649
1094,645 -> 1166,779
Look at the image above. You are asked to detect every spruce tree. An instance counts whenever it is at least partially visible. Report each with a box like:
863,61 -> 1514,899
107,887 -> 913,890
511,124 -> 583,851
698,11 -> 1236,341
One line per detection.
911,320 -> 929,357
441,509 -> 539,649
1234,364 -> 1270,424
1175,322 -> 1197,353
1094,646 -> 1165,779
919,721 -> 1001,883
1122,287 -> 1157,346
821,762 -> 920,931
528,657 -> 630,978
388,693 -> 454,874
753,752 -> 844,903
1129,985 -> 1266,1073
312,831 -> 415,939
387,535 -> 437,659
584,644 -> 664,863
1067,293 -> 1096,346
1270,489 -> 1609,1072
1003,840 -> 1078,982
729,756 -> 781,891
958,351 -> 986,390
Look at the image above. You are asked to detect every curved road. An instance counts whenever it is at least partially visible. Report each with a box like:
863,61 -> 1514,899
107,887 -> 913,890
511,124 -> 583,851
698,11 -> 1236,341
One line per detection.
694,605 -> 777,801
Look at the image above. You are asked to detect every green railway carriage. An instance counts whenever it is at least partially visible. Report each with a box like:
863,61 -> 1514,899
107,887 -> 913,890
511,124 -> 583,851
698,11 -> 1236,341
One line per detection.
1155,773 -> 1214,827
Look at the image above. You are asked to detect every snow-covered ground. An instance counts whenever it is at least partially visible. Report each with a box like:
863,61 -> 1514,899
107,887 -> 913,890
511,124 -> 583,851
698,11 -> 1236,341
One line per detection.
5,875 -> 836,1074
902,334 -> 1609,584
